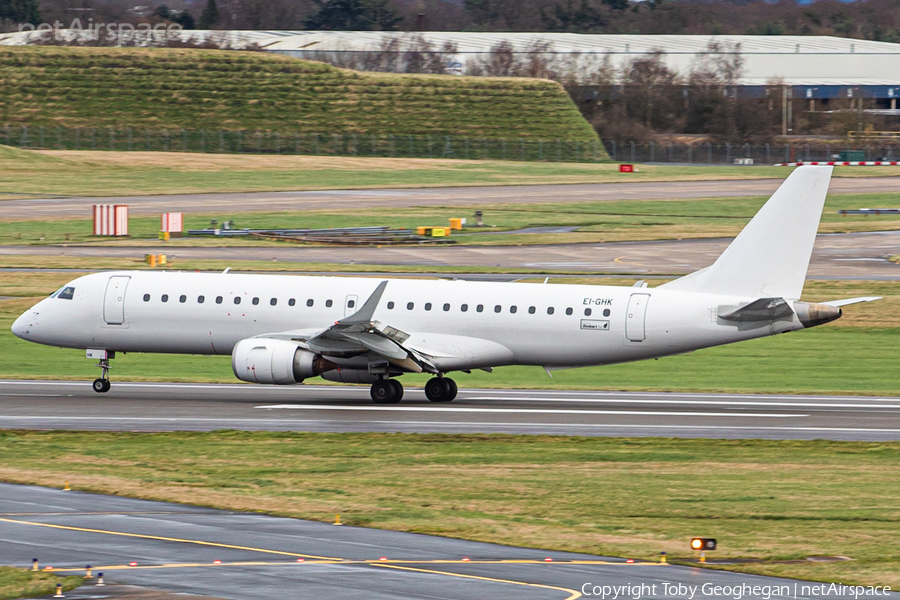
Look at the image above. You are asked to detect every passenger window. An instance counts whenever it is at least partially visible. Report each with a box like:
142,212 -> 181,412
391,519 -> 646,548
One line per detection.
180,295 -> 187,303
348,300 -> 355,308
528,306 -> 535,314
477,304 -> 484,313
326,299 -> 333,308
494,305 -> 501,313
387,301 -> 395,309
307,299 -> 314,307
234,297 -> 241,305
584,308 -> 592,316
424,302 -> 432,311
198,296 -> 205,304
216,296 -> 223,304
603,308 -> 611,317
547,307 -> 554,315
510,306 -> 517,314
252,297 -> 259,305
407,302 -> 414,310
461,304 -> 468,312
566,308 -> 573,315
443,303 -> 450,311
161,294 -> 169,303
270,298 -> 277,306
288,298 -> 296,307
143,294 -> 150,302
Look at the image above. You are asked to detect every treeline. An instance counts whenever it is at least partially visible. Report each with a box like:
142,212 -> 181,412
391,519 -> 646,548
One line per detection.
3,0 -> 899,43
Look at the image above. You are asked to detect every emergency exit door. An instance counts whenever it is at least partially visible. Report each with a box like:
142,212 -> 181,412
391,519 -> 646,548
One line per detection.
344,294 -> 359,318
625,293 -> 650,342
103,276 -> 130,325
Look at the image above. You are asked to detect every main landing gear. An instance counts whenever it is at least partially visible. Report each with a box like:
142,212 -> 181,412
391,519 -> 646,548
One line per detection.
88,349 -> 114,394
424,377 -> 458,403
369,376 -> 458,404
370,378 -> 404,404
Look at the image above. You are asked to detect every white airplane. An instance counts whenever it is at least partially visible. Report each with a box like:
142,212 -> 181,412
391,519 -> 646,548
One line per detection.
11,166 -> 879,403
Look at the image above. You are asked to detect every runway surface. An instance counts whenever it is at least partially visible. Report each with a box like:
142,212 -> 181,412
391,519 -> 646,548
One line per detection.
4,177 -> 900,217
1,483 -> 891,600
4,230 -> 898,280
1,381 -> 898,441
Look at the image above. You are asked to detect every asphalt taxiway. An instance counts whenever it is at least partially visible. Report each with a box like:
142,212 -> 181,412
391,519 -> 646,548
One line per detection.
2,230 -> 898,280
4,177 -> 900,217
1,381 -> 898,441
1,483 -> 893,600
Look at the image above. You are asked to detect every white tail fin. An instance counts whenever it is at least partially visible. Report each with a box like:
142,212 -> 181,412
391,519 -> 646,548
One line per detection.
662,165 -> 832,299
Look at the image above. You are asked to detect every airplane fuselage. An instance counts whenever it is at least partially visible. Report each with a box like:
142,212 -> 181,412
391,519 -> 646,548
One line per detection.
13,270 -> 804,371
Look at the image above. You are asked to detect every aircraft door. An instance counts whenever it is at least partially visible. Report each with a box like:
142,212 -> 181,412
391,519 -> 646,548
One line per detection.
344,294 -> 359,318
103,275 -> 131,325
625,293 -> 650,342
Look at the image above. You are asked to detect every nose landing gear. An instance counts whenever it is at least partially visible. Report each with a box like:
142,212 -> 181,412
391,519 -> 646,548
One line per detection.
87,349 -> 114,394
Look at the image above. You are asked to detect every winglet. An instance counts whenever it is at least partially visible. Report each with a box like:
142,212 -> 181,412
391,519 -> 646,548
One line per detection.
338,281 -> 388,325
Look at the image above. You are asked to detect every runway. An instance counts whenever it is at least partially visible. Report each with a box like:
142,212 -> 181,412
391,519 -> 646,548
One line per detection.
3,230 -> 898,279
1,483 -> 893,600
1,381 -> 898,441
3,177 -> 900,217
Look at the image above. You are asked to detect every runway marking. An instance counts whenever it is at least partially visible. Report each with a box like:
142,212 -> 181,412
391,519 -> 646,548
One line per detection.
464,396 -> 900,410
1,417 -> 899,435
256,405 -> 807,418
50,558 -> 653,571
372,563 -> 583,600
0,517 -> 340,560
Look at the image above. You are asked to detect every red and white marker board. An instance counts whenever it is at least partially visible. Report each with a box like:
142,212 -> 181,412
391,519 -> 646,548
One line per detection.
93,205 -> 128,236
161,212 -> 183,233
775,161 -> 900,167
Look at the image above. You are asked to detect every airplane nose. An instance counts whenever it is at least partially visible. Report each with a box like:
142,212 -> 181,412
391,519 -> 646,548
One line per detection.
11,313 -> 30,339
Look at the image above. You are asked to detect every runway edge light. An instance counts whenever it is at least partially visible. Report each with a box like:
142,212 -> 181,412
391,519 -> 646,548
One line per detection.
691,538 -> 716,551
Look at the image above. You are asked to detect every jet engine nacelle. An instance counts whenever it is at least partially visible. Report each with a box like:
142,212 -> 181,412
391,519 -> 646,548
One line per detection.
231,338 -> 336,384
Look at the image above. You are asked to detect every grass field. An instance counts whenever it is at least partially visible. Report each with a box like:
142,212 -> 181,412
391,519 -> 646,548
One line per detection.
2,147 -> 900,199
0,46 -> 596,142
3,192 -> 899,247
0,567 -> 81,600
0,431 -> 896,587
1,272 -> 896,395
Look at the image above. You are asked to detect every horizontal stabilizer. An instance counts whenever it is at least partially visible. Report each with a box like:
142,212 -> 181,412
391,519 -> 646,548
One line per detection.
662,166 -> 833,299
821,296 -> 882,307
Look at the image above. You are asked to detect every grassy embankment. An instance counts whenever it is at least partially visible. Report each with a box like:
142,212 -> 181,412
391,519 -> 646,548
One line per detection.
0,432 -> 896,587
0,46 -> 596,140
1,272 -> 896,395
0,567 -> 81,600
2,145 -> 900,199
3,191 -> 899,247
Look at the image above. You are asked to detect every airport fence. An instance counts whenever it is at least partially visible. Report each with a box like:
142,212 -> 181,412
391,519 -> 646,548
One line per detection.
603,140 -> 900,164
1,125 -> 606,163
6,126 -> 899,165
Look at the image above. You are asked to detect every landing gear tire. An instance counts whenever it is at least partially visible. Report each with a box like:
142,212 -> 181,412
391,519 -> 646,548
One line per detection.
371,379 -> 402,404
92,378 -> 111,393
425,377 -> 457,402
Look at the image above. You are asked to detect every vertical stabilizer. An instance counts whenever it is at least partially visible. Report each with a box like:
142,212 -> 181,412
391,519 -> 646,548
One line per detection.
661,166 -> 832,299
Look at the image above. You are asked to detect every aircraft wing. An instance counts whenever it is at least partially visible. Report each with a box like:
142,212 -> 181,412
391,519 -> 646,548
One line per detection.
259,281 -> 440,374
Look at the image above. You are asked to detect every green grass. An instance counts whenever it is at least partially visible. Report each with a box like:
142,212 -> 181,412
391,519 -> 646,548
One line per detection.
2,273 -> 897,395
0,432 -> 896,587
0,46 -> 596,141
3,192 -> 898,247
0,567 -> 81,600
2,146 -> 899,199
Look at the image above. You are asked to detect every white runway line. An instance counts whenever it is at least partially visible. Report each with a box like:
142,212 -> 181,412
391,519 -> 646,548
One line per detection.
0,416 -> 899,435
463,396 -> 900,409
255,405 -> 806,418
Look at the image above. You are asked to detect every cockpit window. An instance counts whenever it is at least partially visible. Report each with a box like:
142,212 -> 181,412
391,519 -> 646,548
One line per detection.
55,286 -> 75,300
